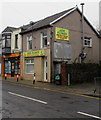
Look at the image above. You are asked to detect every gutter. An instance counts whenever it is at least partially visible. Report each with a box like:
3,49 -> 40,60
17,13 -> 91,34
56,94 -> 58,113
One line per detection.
20,25 -> 52,35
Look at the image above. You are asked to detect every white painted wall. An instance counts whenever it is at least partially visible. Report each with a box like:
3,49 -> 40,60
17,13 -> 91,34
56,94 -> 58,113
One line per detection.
11,28 -> 22,53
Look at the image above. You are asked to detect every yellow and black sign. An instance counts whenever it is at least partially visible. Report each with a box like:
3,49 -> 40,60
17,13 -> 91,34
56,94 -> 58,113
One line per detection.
55,27 -> 69,40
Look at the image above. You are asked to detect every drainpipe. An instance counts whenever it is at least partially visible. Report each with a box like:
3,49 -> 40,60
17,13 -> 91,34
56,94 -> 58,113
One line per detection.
50,27 -> 54,83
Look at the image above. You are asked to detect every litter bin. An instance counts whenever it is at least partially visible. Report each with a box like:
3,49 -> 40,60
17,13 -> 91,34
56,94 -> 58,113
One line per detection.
55,74 -> 61,85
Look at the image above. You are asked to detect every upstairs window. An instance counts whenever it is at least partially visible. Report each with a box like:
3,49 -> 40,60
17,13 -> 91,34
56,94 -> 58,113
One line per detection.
15,34 -> 18,49
6,35 -> 11,47
2,39 -> 5,48
6,38 -> 11,47
41,32 -> 48,48
2,35 -> 11,48
27,36 -> 32,50
84,37 -> 92,47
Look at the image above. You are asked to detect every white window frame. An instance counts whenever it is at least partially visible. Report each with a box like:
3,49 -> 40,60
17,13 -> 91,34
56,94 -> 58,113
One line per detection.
7,35 -> 11,39
27,36 -> 32,50
26,59 -> 34,74
83,37 -> 92,47
41,32 -> 48,48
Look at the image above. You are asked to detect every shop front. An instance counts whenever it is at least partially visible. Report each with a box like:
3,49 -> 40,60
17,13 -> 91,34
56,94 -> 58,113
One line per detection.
2,53 -> 21,78
22,49 -> 51,82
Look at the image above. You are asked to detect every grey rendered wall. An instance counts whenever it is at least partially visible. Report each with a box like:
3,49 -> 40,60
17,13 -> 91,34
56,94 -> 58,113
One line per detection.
53,10 -> 100,63
22,27 -> 51,52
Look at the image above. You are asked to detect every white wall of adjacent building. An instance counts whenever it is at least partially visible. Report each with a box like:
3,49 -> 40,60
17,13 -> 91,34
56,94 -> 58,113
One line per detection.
11,28 -> 22,53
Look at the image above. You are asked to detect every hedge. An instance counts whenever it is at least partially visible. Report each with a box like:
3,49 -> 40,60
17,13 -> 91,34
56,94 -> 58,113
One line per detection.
63,63 -> 101,84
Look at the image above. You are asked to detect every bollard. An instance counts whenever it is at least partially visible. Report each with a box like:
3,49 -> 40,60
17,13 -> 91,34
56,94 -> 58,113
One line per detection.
93,77 -> 97,94
5,74 -> 7,80
17,75 -> 19,82
33,73 -> 36,84
68,73 -> 70,86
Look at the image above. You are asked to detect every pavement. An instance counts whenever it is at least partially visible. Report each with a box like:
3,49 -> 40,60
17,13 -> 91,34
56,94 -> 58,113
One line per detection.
1,76 -> 101,98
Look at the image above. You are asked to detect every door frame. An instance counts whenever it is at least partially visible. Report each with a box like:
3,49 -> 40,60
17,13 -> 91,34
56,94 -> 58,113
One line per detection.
44,57 -> 47,82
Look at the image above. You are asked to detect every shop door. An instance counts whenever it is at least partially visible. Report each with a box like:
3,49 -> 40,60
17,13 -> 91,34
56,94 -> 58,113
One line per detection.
44,57 -> 47,81
11,62 -> 15,77
54,63 -> 61,75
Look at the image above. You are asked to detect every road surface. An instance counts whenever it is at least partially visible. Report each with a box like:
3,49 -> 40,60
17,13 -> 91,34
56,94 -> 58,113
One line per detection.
2,80 -> 101,119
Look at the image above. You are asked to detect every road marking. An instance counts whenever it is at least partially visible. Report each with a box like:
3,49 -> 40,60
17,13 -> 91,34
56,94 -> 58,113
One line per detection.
8,91 -> 47,105
77,111 -> 101,119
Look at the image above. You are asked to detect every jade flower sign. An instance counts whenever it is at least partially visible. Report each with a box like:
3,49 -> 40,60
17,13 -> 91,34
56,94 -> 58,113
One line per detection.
23,50 -> 44,57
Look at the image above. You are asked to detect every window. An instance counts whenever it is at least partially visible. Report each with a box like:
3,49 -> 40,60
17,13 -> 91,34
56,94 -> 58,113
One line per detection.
6,39 -> 11,47
41,32 -> 48,48
27,36 -> 32,50
26,59 -> 34,74
84,37 -> 92,47
2,34 -> 11,48
2,36 -> 5,48
55,63 -> 61,74
7,35 -> 10,39
2,40 -> 5,48
15,34 -> 18,49
5,60 -> 11,74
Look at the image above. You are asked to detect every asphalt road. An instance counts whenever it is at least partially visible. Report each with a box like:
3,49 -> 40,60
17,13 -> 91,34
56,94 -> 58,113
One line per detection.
2,80 -> 101,119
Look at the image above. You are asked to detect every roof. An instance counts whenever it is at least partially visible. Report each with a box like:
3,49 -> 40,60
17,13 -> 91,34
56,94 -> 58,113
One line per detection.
2,26 -> 17,33
20,6 -> 100,37
20,7 -> 76,34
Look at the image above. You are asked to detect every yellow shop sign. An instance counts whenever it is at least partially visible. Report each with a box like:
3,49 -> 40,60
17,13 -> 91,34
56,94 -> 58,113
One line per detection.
23,50 -> 44,57
55,27 -> 69,40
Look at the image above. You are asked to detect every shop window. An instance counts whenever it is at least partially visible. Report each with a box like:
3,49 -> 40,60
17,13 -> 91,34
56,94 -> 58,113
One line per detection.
41,32 -> 48,48
15,34 -> 18,49
27,36 -> 32,50
26,59 -> 34,74
14,60 -> 20,75
5,61 -> 11,74
83,37 -> 92,47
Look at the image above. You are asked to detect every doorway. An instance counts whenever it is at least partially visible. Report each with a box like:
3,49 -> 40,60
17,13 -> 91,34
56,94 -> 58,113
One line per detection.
11,62 -> 15,77
44,57 -> 47,82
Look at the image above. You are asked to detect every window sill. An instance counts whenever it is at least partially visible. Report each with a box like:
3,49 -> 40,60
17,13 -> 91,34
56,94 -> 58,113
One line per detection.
83,46 -> 92,48
26,73 -> 34,74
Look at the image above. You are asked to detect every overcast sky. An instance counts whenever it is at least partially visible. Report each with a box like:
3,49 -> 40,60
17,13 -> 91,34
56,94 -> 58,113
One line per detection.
0,0 -> 100,33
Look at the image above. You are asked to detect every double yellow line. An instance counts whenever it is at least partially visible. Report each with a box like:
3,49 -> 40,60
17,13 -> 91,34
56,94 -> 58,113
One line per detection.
5,80 -> 101,100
